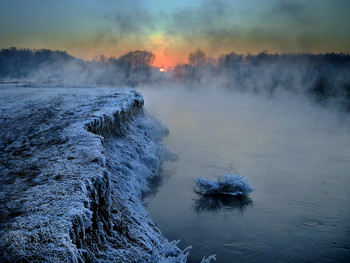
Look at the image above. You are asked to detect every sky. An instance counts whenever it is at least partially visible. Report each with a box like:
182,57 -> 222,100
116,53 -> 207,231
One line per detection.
1,0 -> 350,67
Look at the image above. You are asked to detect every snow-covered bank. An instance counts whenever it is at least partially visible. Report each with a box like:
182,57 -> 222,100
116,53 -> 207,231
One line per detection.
0,85 -> 188,262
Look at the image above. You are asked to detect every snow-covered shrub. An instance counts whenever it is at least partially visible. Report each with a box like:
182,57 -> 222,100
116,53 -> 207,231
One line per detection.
195,174 -> 253,196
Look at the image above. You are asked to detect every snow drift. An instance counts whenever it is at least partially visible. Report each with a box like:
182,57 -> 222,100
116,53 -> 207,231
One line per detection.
0,85 -> 188,262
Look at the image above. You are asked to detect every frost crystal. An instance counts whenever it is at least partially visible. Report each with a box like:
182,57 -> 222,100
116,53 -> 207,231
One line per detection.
195,174 -> 253,196
0,85 -> 188,262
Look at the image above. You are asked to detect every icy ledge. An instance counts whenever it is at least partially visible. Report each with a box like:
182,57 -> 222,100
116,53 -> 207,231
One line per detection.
0,86 -> 188,262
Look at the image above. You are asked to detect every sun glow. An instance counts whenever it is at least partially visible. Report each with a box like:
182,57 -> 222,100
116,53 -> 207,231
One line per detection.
150,32 -> 179,69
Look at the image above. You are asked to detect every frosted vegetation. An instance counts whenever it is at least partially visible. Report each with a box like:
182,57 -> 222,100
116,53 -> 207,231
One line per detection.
0,86 -> 190,262
195,174 -> 253,197
1,46 -> 349,262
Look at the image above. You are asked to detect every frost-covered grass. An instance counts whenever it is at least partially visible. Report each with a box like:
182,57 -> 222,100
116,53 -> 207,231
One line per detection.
0,84 -> 189,262
195,174 -> 253,196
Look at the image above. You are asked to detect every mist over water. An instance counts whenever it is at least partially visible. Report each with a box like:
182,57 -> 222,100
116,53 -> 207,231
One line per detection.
1,46 -> 350,262
139,86 -> 350,262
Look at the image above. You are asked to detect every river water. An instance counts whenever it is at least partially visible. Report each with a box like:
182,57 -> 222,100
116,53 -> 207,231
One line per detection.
139,86 -> 350,263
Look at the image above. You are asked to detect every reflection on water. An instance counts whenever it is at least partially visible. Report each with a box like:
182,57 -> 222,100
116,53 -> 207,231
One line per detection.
142,170 -> 165,199
140,87 -> 350,263
193,194 -> 253,214
142,165 -> 175,200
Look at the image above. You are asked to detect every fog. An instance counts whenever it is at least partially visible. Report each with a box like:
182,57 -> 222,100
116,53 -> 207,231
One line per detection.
1,47 -> 349,111
140,85 -> 350,262
1,47 -> 350,262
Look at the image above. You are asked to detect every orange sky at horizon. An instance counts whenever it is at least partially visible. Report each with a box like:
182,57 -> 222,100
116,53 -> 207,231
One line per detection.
151,50 -> 185,70
148,32 -> 187,69
1,0 -> 350,70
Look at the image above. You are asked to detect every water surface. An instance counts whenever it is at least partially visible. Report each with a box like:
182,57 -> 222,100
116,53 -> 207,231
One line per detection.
140,87 -> 350,262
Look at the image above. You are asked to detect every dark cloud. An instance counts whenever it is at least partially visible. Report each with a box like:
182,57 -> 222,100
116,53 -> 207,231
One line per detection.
94,0 -> 350,56
103,0 -> 155,46
166,0 -> 233,37
273,0 -> 306,15
270,0 -> 312,26
107,9 -> 154,35
162,0 -> 319,53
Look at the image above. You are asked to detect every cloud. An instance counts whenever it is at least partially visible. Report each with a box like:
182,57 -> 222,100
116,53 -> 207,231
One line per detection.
267,0 -> 317,32
94,0 -> 157,50
273,0 -> 307,17
107,7 -> 155,35
166,0 -> 234,37
164,0 -> 350,54
69,0 -> 350,60
160,0 -> 319,54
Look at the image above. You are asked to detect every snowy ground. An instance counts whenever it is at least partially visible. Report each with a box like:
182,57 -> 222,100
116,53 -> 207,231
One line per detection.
0,84 -> 188,262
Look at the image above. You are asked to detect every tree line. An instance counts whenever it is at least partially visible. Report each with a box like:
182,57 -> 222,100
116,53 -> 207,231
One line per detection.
1,47 -> 349,110
0,47 -> 155,84
173,48 -> 350,110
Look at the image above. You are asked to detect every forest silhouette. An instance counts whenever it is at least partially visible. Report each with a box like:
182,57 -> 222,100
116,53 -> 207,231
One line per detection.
1,47 -> 349,110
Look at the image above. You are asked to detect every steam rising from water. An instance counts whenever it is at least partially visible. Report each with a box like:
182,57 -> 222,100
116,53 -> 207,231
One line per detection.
140,85 -> 350,262
0,45 -> 350,262
1,48 -> 349,111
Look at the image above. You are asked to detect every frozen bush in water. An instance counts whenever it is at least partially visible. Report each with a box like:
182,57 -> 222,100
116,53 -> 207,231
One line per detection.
200,254 -> 216,262
195,174 -> 253,196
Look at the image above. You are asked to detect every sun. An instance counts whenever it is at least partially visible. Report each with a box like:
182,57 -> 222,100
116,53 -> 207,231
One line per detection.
159,64 -> 166,72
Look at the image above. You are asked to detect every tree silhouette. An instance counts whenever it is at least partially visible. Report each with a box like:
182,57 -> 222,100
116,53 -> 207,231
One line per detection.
188,48 -> 207,67
117,50 -> 155,81
118,50 -> 155,70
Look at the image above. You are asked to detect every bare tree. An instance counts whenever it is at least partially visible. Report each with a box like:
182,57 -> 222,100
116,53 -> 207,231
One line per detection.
188,48 -> 207,67
118,50 -> 155,80
118,50 -> 155,70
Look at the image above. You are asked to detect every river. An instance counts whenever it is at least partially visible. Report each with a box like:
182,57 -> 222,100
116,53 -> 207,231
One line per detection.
139,86 -> 350,263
